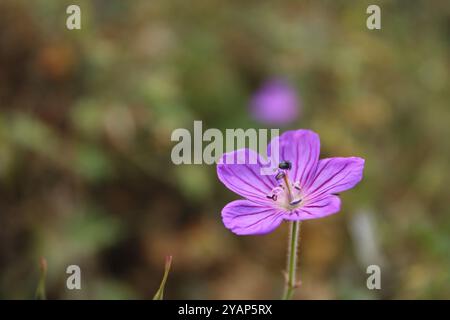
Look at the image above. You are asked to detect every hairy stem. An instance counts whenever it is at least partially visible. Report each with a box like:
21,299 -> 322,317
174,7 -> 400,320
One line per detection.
282,220 -> 300,300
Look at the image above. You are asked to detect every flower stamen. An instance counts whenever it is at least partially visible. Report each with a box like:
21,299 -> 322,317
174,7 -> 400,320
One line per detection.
282,173 -> 294,203
267,161 -> 303,209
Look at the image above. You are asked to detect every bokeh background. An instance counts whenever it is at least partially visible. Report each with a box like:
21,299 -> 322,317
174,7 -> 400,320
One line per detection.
1,0 -> 449,299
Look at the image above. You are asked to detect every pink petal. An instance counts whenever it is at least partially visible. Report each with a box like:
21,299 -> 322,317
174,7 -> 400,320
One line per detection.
284,195 -> 341,220
217,149 -> 277,204
222,200 -> 284,235
306,157 -> 365,200
285,194 -> 341,221
268,129 -> 320,188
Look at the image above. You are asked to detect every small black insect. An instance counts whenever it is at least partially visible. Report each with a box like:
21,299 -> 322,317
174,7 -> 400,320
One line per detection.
278,161 -> 292,170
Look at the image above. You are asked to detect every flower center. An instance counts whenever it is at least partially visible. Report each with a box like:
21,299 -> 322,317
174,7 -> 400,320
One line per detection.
266,161 -> 304,211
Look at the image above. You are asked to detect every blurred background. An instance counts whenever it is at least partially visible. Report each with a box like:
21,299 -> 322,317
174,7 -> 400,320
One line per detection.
0,0 -> 449,299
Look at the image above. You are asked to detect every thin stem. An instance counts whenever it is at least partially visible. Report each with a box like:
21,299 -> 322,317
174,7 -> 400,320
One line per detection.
282,220 -> 301,300
153,255 -> 173,300
35,257 -> 47,300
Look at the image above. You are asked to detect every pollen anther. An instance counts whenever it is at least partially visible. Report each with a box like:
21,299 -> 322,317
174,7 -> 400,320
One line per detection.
275,172 -> 286,180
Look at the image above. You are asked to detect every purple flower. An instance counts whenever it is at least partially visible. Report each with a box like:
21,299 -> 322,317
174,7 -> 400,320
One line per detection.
250,79 -> 300,125
217,129 -> 365,235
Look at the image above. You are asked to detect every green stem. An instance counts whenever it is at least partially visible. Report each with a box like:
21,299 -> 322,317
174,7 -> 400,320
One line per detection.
282,220 -> 301,300
35,257 -> 47,300
153,255 -> 173,300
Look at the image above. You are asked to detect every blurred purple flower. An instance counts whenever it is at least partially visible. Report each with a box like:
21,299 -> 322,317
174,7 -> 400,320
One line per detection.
217,129 -> 365,235
250,79 -> 300,125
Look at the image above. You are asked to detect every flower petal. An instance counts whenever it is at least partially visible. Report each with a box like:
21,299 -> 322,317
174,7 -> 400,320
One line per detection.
217,149 -> 277,204
268,129 -> 320,188
285,194 -> 341,221
222,200 -> 285,235
306,157 -> 365,200
250,78 -> 300,125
